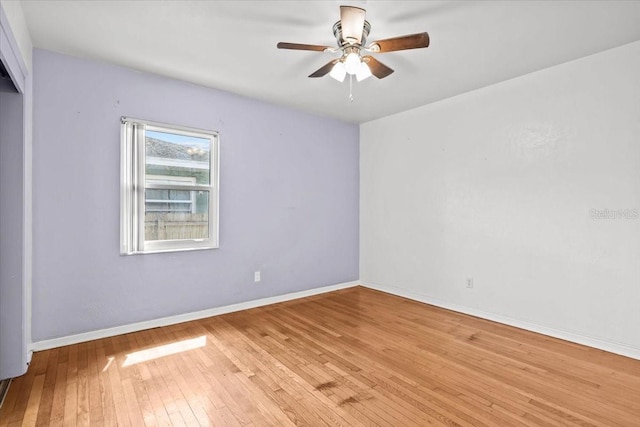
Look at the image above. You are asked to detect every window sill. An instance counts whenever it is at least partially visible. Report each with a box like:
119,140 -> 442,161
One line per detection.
120,245 -> 218,256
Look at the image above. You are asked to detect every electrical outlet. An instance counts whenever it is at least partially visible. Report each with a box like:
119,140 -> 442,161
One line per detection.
254,271 -> 261,282
466,277 -> 473,288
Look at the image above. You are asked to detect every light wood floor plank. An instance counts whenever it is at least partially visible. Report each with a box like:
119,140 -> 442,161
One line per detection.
1,287 -> 639,426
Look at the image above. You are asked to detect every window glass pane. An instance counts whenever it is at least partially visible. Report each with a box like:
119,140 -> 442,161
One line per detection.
145,191 -> 209,241
145,130 -> 210,185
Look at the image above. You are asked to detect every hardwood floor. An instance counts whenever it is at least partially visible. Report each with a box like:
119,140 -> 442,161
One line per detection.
1,286 -> 639,426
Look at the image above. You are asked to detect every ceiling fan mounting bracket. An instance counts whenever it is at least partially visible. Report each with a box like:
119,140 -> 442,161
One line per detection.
366,44 -> 381,53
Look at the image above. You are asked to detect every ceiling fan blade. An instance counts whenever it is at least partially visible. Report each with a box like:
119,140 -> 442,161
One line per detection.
362,56 -> 394,79
368,32 -> 430,53
277,42 -> 331,52
308,59 -> 340,78
340,6 -> 366,44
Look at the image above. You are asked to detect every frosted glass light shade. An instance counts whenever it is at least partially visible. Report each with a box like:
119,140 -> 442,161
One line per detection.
329,61 -> 347,82
344,52 -> 361,75
355,61 -> 372,81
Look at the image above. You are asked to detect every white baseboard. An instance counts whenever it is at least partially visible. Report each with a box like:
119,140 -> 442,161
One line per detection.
30,281 -> 359,352
31,280 -> 640,361
361,282 -> 640,361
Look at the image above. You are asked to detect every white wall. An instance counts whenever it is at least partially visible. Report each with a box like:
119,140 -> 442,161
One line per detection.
0,0 -> 31,71
361,41 -> 640,358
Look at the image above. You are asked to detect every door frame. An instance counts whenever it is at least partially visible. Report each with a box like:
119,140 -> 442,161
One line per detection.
0,2 -> 32,378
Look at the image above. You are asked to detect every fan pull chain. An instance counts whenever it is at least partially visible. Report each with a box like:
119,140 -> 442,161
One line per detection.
349,74 -> 354,102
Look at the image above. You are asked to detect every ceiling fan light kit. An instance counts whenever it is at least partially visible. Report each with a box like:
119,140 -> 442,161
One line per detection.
277,5 -> 430,91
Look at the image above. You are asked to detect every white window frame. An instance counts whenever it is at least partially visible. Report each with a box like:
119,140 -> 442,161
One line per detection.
145,175 -> 197,213
120,117 -> 219,255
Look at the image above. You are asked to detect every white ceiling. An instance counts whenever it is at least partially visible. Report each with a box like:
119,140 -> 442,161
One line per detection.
20,0 -> 640,123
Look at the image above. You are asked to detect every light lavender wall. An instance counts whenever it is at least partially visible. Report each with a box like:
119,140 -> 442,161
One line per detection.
32,49 -> 359,342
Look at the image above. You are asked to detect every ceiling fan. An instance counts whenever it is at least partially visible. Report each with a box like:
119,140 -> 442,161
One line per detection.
277,5 -> 430,82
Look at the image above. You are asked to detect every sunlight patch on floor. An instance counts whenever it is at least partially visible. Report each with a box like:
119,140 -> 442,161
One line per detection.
122,335 -> 207,367
102,356 -> 115,372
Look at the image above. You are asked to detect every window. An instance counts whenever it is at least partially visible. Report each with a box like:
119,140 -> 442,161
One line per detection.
120,117 -> 219,254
